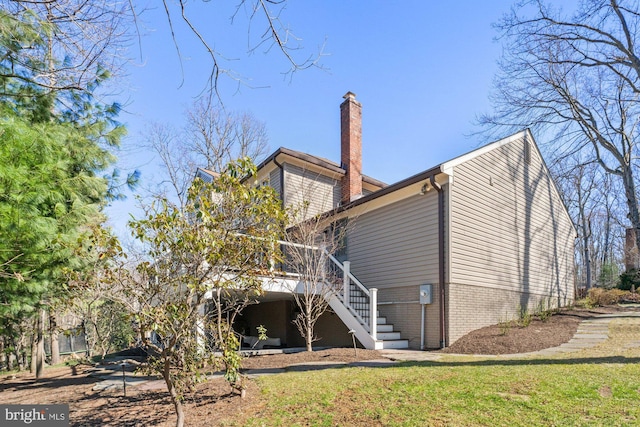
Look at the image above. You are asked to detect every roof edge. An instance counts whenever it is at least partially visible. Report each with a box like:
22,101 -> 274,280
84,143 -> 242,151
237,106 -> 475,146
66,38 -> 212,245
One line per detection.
335,165 -> 443,213
258,147 -> 345,175
441,129 -> 530,175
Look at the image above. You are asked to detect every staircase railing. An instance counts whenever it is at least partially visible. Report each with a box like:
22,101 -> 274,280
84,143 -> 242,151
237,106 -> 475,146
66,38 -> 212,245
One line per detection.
276,240 -> 378,339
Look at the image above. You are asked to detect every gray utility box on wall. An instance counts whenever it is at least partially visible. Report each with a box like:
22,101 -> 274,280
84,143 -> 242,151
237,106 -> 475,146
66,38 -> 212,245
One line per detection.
420,284 -> 433,305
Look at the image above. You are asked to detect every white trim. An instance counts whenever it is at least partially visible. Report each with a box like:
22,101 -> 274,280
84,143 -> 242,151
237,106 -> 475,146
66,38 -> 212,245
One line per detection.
440,130 -> 529,177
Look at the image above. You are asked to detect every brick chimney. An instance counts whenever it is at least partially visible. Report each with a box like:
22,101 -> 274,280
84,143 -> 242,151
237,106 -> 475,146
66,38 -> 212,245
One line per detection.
340,91 -> 363,203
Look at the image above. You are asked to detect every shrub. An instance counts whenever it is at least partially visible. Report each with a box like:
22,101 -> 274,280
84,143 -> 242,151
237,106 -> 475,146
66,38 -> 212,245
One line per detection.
619,269 -> 640,291
587,288 -> 628,306
535,300 -> 552,322
498,319 -> 512,336
517,305 -> 532,328
576,287 -> 588,299
538,308 -> 552,322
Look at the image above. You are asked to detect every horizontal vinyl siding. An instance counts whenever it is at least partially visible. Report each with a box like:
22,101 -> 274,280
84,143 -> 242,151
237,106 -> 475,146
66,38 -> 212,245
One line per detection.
447,136 -> 574,342
269,169 -> 281,199
283,164 -> 340,219
348,192 -> 439,289
348,192 -> 441,350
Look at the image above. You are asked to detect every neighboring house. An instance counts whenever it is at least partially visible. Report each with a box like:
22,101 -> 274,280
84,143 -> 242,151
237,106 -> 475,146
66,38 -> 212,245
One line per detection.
199,92 -> 576,350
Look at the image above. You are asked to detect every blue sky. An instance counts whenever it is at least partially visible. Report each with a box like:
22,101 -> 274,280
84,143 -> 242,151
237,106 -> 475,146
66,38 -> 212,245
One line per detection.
106,1 -> 509,237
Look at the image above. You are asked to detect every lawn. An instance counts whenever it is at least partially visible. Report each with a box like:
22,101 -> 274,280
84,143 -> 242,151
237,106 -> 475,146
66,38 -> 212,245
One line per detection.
235,318 -> 640,427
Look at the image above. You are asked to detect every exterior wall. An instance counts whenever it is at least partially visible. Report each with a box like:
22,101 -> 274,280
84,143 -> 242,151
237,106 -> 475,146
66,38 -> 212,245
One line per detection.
239,299 -> 352,348
447,135 -> 575,343
283,163 -> 341,220
313,310 -> 354,347
447,282 -> 559,343
348,191 -> 442,349
269,168 -> 281,199
239,300 -> 294,346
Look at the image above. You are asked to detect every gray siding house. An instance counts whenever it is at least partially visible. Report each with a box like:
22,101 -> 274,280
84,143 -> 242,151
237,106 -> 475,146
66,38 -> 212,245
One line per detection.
201,92 -> 576,350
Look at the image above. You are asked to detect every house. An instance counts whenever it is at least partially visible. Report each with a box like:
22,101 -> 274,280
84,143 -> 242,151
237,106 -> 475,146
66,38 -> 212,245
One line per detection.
199,92 -> 576,350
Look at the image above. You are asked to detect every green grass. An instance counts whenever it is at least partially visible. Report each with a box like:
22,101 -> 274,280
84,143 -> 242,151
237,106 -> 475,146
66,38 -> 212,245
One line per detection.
230,318 -> 640,426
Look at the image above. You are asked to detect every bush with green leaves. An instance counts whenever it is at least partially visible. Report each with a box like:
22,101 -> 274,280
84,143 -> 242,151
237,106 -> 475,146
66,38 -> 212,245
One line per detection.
126,158 -> 286,427
619,269 -> 640,291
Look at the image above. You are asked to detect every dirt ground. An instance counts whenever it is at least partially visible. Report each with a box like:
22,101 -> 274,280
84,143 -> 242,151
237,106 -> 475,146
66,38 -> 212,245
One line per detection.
1,305 -> 637,426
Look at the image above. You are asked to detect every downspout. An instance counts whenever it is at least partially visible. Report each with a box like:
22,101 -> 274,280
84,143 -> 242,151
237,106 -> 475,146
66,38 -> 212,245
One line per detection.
430,175 -> 446,349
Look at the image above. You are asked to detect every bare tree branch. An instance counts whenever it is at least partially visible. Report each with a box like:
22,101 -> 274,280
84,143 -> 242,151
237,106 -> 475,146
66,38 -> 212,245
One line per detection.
482,0 -> 640,258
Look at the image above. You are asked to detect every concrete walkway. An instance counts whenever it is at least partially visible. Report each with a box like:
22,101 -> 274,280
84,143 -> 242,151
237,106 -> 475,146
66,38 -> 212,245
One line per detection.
89,312 -> 640,390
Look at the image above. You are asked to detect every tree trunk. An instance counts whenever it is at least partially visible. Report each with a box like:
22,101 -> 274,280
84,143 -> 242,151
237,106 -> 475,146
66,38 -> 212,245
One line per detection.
35,308 -> 46,378
163,356 -> 185,427
305,329 -> 313,352
50,314 -> 60,365
621,166 -> 640,261
16,334 -> 25,371
0,338 -> 4,371
30,318 -> 37,374
582,224 -> 592,290
305,306 -> 313,352
82,320 -> 92,358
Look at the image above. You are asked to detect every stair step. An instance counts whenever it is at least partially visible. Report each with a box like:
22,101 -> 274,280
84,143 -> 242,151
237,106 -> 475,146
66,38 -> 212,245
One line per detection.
377,332 -> 402,340
380,339 -> 409,349
377,324 -> 393,332
376,317 -> 387,324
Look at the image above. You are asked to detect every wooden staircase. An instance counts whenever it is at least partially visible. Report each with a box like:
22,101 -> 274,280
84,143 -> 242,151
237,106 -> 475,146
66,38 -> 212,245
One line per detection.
278,240 -> 408,350
327,264 -> 408,350
375,312 -> 409,349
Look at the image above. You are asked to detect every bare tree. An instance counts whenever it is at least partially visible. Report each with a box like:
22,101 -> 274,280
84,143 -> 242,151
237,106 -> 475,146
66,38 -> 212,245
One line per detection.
553,156 -> 600,291
552,154 -> 626,290
482,0 -> 640,257
157,0 -> 324,96
185,98 -> 269,173
143,122 -> 194,208
282,168 -> 352,352
1,1 -> 320,97
144,100 -> 270,206
284,210 -> 349,352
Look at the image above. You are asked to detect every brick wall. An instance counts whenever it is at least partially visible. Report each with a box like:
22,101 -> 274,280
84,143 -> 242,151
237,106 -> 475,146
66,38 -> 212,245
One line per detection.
377,285 -> 442,350
447,282 -> 570,344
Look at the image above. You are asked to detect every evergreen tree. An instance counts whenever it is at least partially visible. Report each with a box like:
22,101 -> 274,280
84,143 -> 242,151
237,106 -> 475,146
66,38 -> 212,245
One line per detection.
0,4 -> 132,375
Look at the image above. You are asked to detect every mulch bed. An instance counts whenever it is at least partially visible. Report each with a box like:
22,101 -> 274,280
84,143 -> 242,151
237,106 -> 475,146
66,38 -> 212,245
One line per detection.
440,305 -> 640,355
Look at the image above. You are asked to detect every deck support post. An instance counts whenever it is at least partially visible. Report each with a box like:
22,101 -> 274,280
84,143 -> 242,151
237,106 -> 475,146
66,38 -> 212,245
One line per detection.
343,261 -> 351,308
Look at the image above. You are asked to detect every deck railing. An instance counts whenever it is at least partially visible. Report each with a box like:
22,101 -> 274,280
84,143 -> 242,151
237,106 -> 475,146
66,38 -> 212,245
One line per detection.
275,240 -> 377,338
